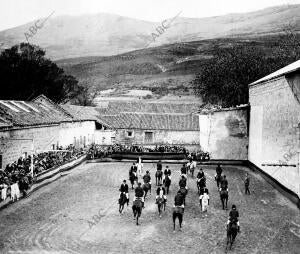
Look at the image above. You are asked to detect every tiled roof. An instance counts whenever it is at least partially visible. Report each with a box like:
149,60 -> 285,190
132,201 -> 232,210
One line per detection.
101,113 -> 199,131
0,100 -> 73,129
250,59 -> 300,86
96,101 -> 201,115
61,104 -> 112,127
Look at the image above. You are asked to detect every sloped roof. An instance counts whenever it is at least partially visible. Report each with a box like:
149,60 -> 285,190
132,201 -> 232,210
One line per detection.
96,101 -> 201,115
101,113 -> 199,131
61,104 -> 112,128
0,100 -> 73,129
250,59 -> 300,86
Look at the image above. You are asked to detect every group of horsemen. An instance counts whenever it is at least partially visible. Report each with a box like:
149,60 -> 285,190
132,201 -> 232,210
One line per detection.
119,160 -> 240,232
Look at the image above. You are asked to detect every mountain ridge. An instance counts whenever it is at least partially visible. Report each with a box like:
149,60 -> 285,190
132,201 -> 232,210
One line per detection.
0,4 -> 299,59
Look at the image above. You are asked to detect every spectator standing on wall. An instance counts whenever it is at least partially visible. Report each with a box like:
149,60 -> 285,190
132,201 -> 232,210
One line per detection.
244,173 -> 250,195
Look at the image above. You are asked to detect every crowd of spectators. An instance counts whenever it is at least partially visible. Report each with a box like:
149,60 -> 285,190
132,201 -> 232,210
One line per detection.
87,144 -> 190,159
0,145 -> 86,203
188,151 -> 210,161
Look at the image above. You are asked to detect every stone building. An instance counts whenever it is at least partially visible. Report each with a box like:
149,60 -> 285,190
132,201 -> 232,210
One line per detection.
248,60 -> 300,197
61,104 -> 115,145
0,95 -> 108,169
100,112 -> 200,150
95,101 -> 201,150
197,105 -> 249,160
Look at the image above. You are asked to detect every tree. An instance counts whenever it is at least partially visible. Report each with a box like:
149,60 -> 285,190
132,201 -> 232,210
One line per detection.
0,43 -> 88,104
193,31 -> 300,107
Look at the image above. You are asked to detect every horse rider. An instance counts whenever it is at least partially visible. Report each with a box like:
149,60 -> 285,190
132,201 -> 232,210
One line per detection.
129,162 -> 137,178
157,160 -> 162,171
174,190 -> 185,211
155,185 -> 167,204
131,162 -> 137,174
197,168 -> 205,180
134,182 -> 145,208
163,165 -> 171,181
227,204 -> 240,232
215,164 -> 222,178
180,163 -> 187,179
143,170 -> 151,185
179,175 -> 187,189
119,180 -> 129,206
220,175 -> 228,191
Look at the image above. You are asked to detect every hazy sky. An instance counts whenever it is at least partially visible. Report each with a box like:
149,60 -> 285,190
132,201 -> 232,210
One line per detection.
0,0 -> 299,31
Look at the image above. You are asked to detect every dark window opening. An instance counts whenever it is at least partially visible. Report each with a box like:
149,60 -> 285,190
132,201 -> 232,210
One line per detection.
145,132 -> 153,143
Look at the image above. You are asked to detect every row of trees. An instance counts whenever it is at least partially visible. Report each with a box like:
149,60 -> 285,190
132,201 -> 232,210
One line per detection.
193,26 -> 300,107
0,43 -> 92,105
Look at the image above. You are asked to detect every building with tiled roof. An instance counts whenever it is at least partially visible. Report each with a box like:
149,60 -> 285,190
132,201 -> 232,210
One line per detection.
100,113 -> 199,131
0,96 -> 112,169
0,99 -> 73,130
61,100 -> 201,148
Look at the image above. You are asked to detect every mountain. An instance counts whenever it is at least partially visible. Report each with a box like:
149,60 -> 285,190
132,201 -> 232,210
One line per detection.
0,5 -> 299,59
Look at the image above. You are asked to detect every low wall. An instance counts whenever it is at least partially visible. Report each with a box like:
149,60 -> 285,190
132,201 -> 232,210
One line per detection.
108,152 -> 187,160
247,161 -> 300,209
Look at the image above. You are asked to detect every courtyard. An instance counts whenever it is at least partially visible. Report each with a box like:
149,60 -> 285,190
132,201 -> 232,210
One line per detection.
0,162 -> 299,254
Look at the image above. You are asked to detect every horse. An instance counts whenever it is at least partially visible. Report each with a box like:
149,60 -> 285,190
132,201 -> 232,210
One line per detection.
226,221 -> 238,250
129,171 -> 137,190
163,175 -> 171,194
179,187 -> 188,206
173,206 -> 184,231
119,192 -> 128,213
156,195 -> 166,218
155,170 -> 163,186
215,173 -> 222,188
143,182 -> 151,199
132,198 -> 143,225
197,177 -> 206,195
220,187 -> 228,210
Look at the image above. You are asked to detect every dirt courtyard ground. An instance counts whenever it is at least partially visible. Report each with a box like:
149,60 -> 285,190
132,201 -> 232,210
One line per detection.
0,162 -> 299,254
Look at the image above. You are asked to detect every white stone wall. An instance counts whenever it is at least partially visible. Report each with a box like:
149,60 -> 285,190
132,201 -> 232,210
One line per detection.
249,76 -> 300,196
0,125 -> 60,169
115,129 -> 199,149
198,109 -> 248,160
94,130 -> 116,145
59,121 -> 96,148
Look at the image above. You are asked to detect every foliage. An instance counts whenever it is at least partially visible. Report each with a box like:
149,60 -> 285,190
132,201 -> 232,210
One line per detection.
0,43 -> 89,104
193,30 -> 300,107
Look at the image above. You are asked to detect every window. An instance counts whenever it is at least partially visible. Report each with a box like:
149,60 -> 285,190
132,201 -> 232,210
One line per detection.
52,144 -> 55,150
145,132 -> 154,143
84,136 -> 86,147
0,154 -> 2,170
127,131 -> 133,137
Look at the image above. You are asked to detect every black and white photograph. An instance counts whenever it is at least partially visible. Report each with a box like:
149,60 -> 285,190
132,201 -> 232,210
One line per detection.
0,0 -> 300,253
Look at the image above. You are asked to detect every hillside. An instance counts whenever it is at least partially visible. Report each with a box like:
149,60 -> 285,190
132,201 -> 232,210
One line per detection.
0,5 -> 299,59
56,33 -> 299,103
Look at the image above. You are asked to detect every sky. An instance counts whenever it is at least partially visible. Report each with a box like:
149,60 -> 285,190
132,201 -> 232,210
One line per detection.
0,0 -> 299,31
